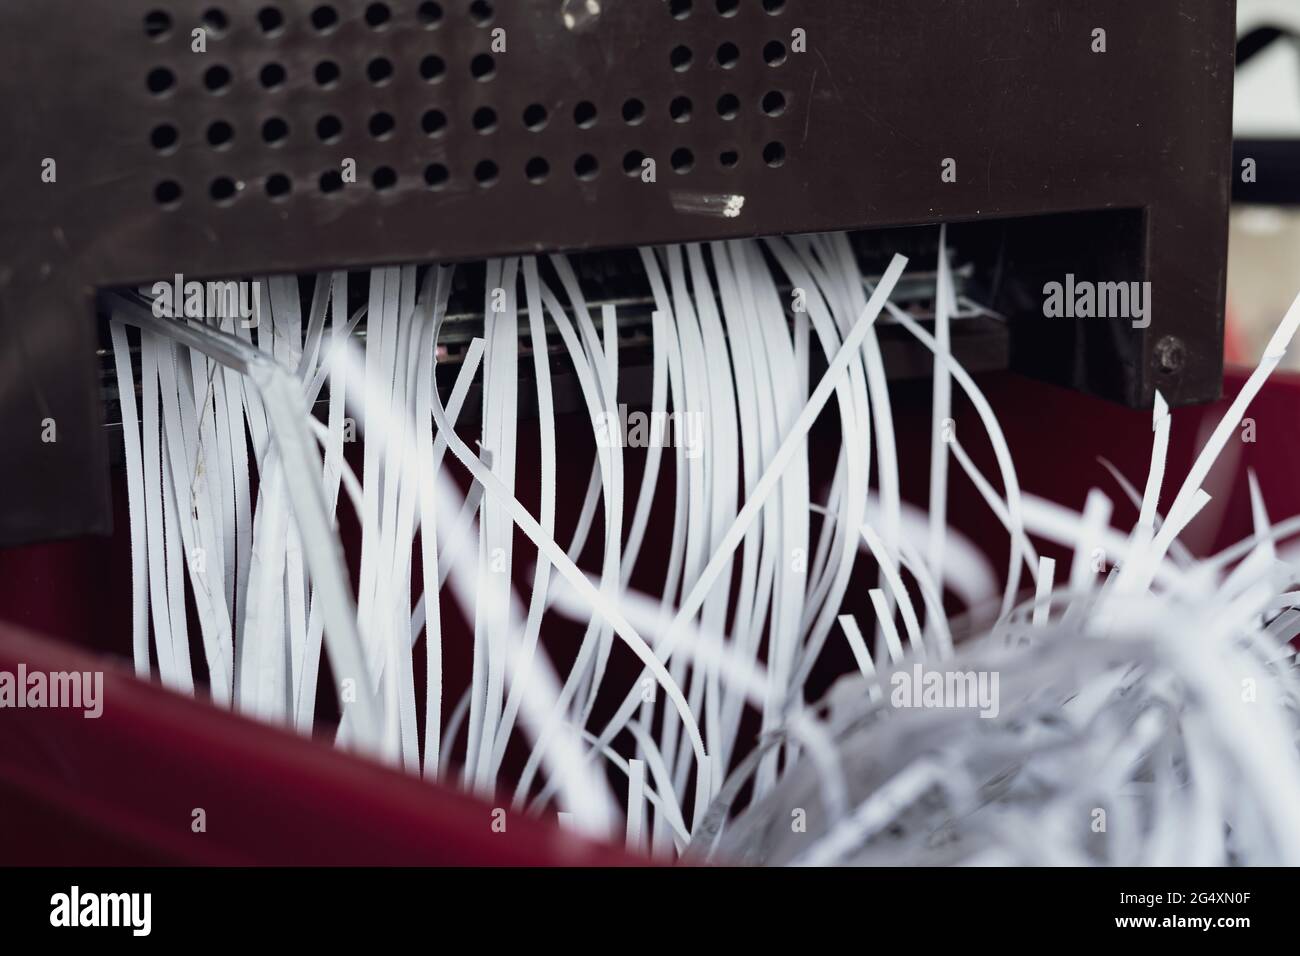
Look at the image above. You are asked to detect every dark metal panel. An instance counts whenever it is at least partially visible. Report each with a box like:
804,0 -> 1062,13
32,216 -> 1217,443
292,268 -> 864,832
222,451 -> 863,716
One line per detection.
0,0 -> 1237,544
2,1 -> 1237,277
0,282 -> 112,543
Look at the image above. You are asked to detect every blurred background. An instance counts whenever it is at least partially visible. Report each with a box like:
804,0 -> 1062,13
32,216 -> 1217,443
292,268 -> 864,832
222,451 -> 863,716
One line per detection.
1229,0 -> 1300,366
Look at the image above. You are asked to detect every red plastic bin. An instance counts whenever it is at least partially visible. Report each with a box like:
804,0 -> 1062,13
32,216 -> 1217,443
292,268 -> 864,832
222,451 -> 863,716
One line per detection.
1,367 -> 1295,864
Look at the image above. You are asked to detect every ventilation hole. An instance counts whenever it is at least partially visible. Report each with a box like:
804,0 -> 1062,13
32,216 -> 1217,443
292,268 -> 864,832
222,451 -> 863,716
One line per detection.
670,45 -> 692,71
372,166 -> 397,190
150,124 -> 179,152
362,112 -> 392,140
146,67 -> 176,96
319,169 -> 344,193
202,8 -> 230,35
716,0 -> 738,15
424,163 -> 449,188
206,120 -> 234,148
144,10 -> 172,39
469,0 -> 494,25
260,63 -> 287,88
314,61 -> 340,87
266,173 -> 292,198
764,40 -> 787,66
669,96 -> 692,122
364,2 -> 392,28
210,176 -> 238,203
310,5 -> 339,31
716,42 -> 740,69
367,57 -> 394,84
316,115 -> 343,142
257,6 -> 285,34
669,0 -> 691,19
622,98 -> 646,125
419,2 -> 444,26
474,159 -> 499,187
763,0 -> 785,13
470,54 -> 495,81
155,180 -> 182,207
420,55 -> 446,81
574,101 -> 597,128
523,103 -> 548,130
716,93 -> 739,119
421,108 -> 448,136
262,117 -> 290,144
671,147 -> 694,173
574,153 -> 599,180
623,150 -> 646,176
472,106 -> 498,133
763,140 -> 786,166
762,90 -> 787,116
204,64 -> 233,92
525,157 -> 549,183
719,148 -> 739,168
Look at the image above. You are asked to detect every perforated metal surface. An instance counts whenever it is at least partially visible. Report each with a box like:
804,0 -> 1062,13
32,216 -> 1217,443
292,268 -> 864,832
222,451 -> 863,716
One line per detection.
0,0 -> 1237,544
55,0 -> 814,282
133,0 -> 798,213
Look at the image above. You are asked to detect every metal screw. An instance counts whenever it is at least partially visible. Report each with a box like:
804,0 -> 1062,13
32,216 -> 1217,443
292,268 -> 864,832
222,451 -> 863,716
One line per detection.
1154,335 -> 1185,374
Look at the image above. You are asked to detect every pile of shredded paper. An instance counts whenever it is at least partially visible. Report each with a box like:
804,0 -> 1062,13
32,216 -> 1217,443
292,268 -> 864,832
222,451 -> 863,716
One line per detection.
107,229 -> 1300,865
